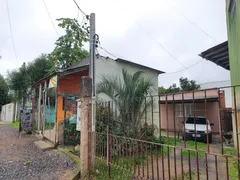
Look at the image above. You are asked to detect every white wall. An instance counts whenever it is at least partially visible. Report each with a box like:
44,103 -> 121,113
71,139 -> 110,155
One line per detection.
95,57 -> 160,135
1,103 -> 15,122
200,80 -> 232,108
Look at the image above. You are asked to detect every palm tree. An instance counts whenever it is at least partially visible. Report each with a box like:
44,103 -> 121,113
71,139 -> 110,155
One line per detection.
96,69 -> 154,138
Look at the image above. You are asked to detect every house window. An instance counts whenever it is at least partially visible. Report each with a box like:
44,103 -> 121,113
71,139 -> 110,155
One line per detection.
175,103 -> 194,118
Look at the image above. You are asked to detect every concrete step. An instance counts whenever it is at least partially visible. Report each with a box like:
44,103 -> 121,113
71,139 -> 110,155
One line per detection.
34,140 -> 54,151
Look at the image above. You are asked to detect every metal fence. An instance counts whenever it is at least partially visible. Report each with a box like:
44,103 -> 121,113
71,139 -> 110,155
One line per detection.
91,85 -> 240,180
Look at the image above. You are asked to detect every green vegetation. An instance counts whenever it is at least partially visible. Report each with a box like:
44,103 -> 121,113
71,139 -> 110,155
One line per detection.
0,74 -> 13,111
97,69 -> 154,139
159,77 -> 200,94
160,136 -> 207,158
51,18 -> 88,71
9,121 -> 20,129
224,147 -> 239,180
92,158 -> 133,180
7,17 -> 88,106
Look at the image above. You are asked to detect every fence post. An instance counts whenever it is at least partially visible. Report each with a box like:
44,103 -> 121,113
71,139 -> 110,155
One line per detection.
80,76 -> 92,178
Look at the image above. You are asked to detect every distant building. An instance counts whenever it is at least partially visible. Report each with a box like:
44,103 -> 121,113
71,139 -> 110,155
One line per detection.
200,80 -> 232,108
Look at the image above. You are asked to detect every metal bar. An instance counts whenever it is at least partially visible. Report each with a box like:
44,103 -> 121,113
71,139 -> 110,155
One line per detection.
204,90 -> 210,152
137,141 -> 140,176
226,156 -> 229,180
107,101 -> 111,180
182,93 -> 186,148
156,144 -> 159,180
145,97 -> 147,125
218,90 -> 224,154
97,132 -> 240,161
233,86 -> 240,180
151,143 -> 154,179
205,153 -> 209,180
181,149 -> 184,180
158,95 -> 162,150
188,150 -> 191,180
161,141 -> 165,180
215,155 -> 218,180
196,152 -> 200,180
151,96 -> 154,138
142,142 -> 145,177
165,95 -> 171,179
193,91 -> 197,150
146,143 -> 149,179
173,94 -> 177,180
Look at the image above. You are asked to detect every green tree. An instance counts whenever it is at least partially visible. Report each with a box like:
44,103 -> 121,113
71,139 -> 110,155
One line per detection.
8,63 -> 30,106
97,69 -> 154,137
27,54 -> 54,85
0,74 -> 11,110
179,77 -> 200,91
158,77 -> 200,94
51,18 -> 88,71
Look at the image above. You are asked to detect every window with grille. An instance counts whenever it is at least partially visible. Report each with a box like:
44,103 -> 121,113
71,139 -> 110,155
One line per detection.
175,103 -> 194,118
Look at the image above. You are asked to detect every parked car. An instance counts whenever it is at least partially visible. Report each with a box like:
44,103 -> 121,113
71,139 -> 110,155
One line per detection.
182,116 -> 214,143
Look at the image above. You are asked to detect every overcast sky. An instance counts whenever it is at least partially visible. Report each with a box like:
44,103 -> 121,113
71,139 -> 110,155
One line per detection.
0,0 -> 230,87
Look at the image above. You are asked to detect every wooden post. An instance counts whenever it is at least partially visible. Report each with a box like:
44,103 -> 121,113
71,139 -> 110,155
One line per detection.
80,76 -> 92,178
42,81 -> 47,137
38,83 -> 42,133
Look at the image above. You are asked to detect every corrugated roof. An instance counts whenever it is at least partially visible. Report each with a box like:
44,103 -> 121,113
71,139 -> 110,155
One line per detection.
115,58 -> 165,74
199,41 -> 229,70
67,56 -> 165,74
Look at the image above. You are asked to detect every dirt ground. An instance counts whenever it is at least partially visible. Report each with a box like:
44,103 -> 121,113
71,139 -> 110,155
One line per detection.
0,124 -> 77,180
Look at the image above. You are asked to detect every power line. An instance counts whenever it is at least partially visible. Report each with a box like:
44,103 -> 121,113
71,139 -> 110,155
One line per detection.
72,0 -> 87,17
98,46 -> 126,59
135,21 -> 187,69
98,44 -> 204,75
6,0 -> 18,64
42,0 -> 59,37
162,0 -> 218,43
163,59 -> 204,75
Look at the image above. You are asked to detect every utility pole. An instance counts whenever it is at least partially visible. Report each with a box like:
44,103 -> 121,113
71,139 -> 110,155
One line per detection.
89,13 -> 96,98
89,13 -> 96,166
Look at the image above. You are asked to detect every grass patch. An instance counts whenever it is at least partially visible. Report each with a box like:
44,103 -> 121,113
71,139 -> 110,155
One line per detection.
92,158 -> 133,180
161,136 -> 207,158
9,121 -> 20,129
224,147 -> 239,180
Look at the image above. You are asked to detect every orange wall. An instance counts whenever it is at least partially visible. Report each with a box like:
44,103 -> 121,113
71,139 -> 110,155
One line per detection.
56,70 -> 88,123
58,70 -> 88,94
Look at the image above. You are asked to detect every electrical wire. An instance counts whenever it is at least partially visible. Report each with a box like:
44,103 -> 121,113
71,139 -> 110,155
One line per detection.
72,0 -> 87,16
6,0 -> 18,63
135,21 -> 187,69
42,0 -> 59,37
97,46 -> 126,59
162,0 -> 218,43
98,43 -> 204,75
163,59 -> 204,75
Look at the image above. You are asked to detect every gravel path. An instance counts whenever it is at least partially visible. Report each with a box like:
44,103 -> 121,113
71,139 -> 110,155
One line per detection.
0,124 -> 77,180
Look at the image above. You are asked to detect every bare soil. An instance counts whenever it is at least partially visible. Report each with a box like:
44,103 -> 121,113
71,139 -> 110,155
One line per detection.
0,124 -> 77,180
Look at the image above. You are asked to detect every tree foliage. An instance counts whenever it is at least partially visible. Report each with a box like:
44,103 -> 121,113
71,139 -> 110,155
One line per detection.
97,69 -> 154,137
27,54 -> 54,85
159,77 -> 200,94
51,18 -> 88,71
0,74 -> 11,110
7,63 -> 30,105
7,54 -> 54,105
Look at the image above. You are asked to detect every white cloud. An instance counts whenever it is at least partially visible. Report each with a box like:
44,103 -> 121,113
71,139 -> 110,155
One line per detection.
0,0 -> 229,87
